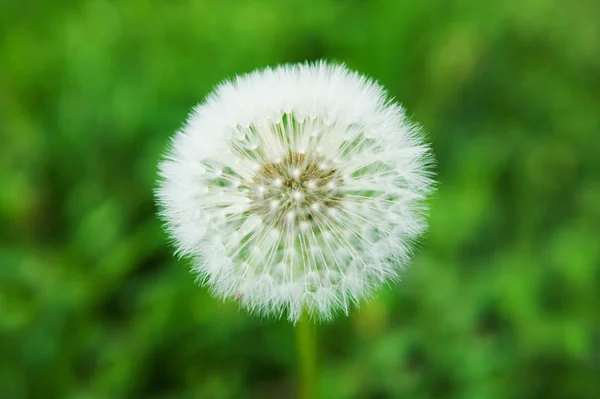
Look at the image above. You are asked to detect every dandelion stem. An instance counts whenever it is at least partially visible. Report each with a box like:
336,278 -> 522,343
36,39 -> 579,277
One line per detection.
296,314 -> 317,399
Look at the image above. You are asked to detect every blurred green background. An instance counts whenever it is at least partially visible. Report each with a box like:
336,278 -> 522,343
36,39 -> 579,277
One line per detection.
1,0 -> 599,398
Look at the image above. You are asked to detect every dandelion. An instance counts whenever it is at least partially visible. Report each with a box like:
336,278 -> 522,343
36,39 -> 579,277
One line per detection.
157,61 -> 434,322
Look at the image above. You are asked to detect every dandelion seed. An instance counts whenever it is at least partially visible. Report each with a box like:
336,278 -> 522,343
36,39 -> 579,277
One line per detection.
156,61 -> 434,322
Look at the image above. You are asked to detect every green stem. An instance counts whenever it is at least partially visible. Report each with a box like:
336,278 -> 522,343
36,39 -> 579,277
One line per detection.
296,314 -> 317,399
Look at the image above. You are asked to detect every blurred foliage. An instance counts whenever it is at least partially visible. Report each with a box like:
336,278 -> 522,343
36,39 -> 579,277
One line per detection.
1,0 -> 600,398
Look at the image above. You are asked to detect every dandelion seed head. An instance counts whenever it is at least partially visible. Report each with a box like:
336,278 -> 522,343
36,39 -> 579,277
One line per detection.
157,61 -> 434,322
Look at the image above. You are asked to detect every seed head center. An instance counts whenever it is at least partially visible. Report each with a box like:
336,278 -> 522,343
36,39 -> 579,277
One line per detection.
248,153 -> 343,227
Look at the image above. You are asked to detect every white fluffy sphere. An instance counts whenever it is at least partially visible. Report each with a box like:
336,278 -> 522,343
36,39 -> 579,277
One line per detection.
157,61 -> 434,322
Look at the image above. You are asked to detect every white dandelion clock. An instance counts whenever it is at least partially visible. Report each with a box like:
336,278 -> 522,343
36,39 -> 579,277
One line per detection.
157,61 -> 434,322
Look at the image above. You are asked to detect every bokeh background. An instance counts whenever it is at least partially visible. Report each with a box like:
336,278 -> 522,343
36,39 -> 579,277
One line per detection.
2,0 -> 599,398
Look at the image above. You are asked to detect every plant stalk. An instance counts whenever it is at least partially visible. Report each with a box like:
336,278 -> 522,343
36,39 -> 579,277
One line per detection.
296,314 -> 317,399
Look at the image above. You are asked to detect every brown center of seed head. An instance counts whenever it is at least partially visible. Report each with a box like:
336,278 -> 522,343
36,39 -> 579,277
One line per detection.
248,153 -> 344,227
